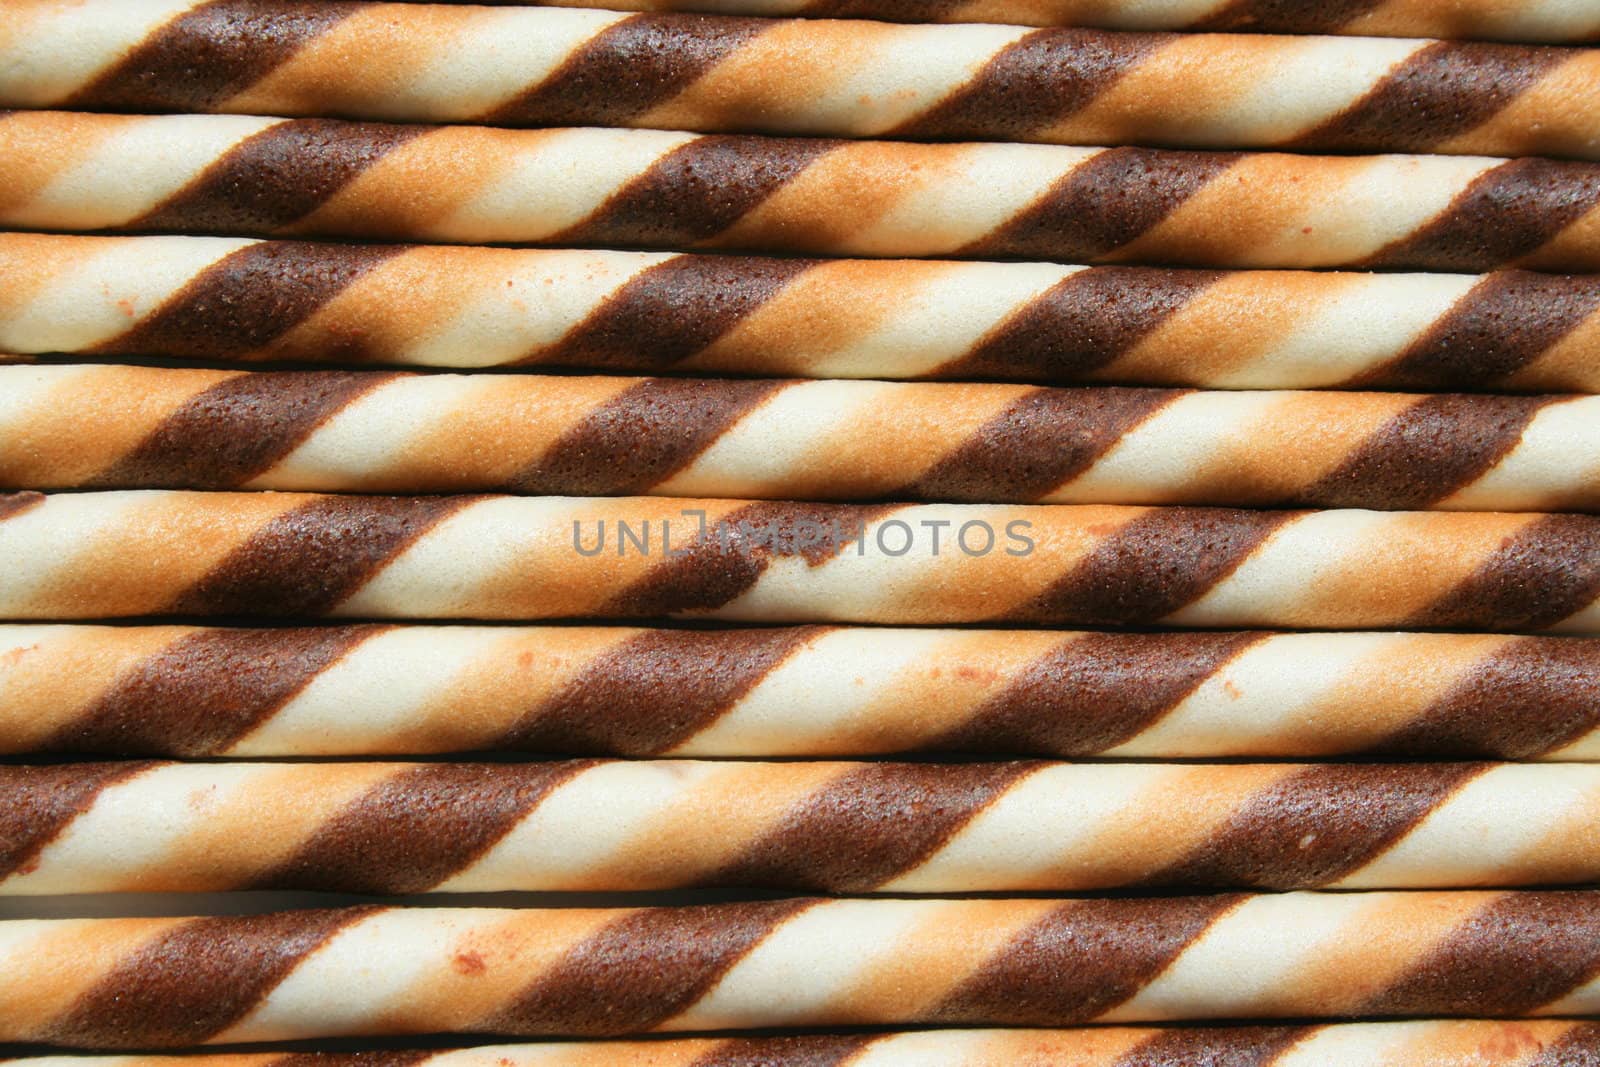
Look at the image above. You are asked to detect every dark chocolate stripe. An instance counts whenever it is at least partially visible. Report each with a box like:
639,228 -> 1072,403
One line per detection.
1413,513 -> 1600,632
257,761 -> 596,894
1290,42 -> 1570,154
1141,763 -> 1486,889
1365,891 -> 1600,1016
64,0 -> 360,113
906,386 -> 1184,502
931,631 -> 1264,756
0,761 -> 154,879
0,491 -> 43,522
1008,507 -> 1291,626
1303,393 -> 1549,509
802,0 -> 963,17
963,147 -> 1240,262
1114,1025 -> 1313,1067
691,1035 -> 874,1067
506,626 -> 820,756
1192,0 -> 1384,33
85,370 -> 396,489
169,495 -> 475,617
1369,272 -> 1600,391
1528,1023 -> 1600,1067
1370,638 -> 1600,760
95,241 -> 406,362
936,267 -> 1225,383
536,254 -> 817,370
271,1054 -> 436,1067
47,908 -> 371,1048
560,135 -> 836,249
931,895 -> 1243,1025
707,761 -> 1041,892
491,899 -> 811,1035
46,625 -> 381,757
601,502 -> 892,618
513,377 -> 785,495
486,13 -> 770,127
893,29 -> 1163,142
132,119 -> 425,235
1364,158 -> 1600,272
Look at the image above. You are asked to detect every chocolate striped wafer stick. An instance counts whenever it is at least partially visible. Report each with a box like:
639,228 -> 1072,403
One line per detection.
5,624 -> 1596,760
4,114 -> 1599,271
6,893 -> 1600,1046
7,235 -> 1598,392
2,491 -> 1596,631
395,0 -> 1600,44
6,364 -> 1598,511
9,759 -> 1600,893
8,4 -> 1598,161
7,1020 -> 1599,1066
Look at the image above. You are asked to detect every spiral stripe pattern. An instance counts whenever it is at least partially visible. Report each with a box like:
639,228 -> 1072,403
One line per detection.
6,235 -> 1597,391
4,4 -> 1598,159
3,114 -> 1599,271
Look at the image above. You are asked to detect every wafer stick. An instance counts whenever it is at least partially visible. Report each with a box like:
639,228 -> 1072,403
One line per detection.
1,491 -> 1595,631
4,114 -> 1597,271
7,4 -> 1597,160
5,365 -> 1597,511
8,759 -> 1600,893
4,624 -> 1595,760
392,0 -> 1600,44
5,894 -> 1600,1046
5,1020 -> 1598,1066
6,234 -> 1596,391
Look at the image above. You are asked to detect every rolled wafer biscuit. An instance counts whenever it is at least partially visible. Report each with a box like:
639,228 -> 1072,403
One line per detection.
4,113 -> 1599,271
2,490 -> 1596,631
7,893 -> 1600,1046
5,624 -> 1598,760
5,1020 -> 1598,1066
7,4 -> 1598,161
5,364 -> 1599,512
387,0 -> 1600,45
7,235 -> 1599,393
10,759 -> 1600,893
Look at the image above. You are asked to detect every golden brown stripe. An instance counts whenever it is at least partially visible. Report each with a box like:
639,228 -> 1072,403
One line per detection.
1194,0 -> 1386,33
690,1035 -> 874,1067
1114,1025 -> 1313,1067
45,626 -> 381,756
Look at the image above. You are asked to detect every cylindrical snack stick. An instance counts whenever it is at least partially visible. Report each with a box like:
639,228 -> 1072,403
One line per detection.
6,4 -> 1597,160
4,894 -> 1600,1046
4,113 -> 1598,272
6,235 -> 1596,394
1,491 -> 1595,632
5,365 -> 1598,512
9,759 -> 1600,894
378,0 -> 1600,44
6,1020 -> 1599,1067
4,624 -> 1596,760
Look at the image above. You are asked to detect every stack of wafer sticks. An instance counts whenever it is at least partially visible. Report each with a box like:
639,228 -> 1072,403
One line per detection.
0,0 -> 1598,1062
